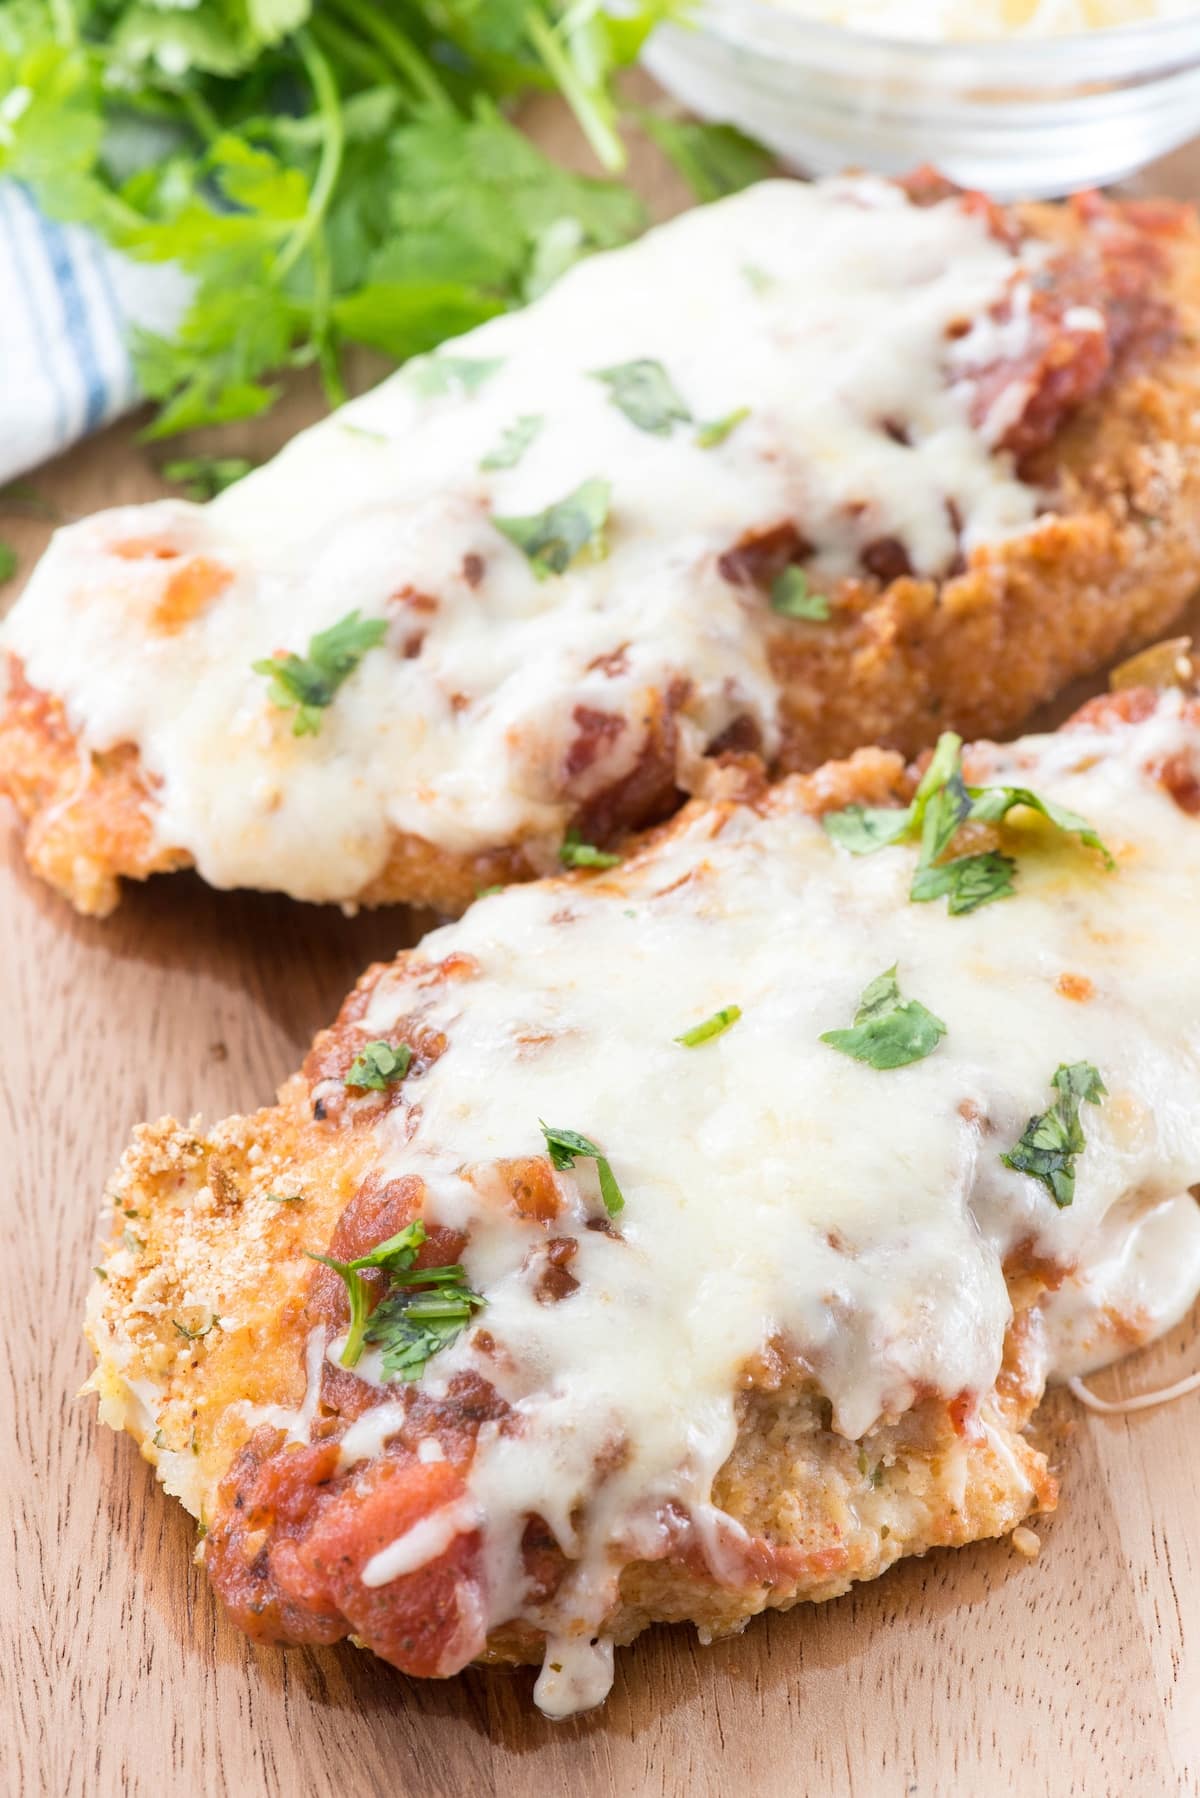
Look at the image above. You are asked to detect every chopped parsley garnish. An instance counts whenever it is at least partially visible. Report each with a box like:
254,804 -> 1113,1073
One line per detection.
675,1005 -> 742,1047
592,358 -> 692,436
822,731 -> 1113,914
494,477 -> 610,579
0,541 -> 17,583
480,414 -> 544,471
253,609 -> 387,736
345,1039 -> 413,1091
309,1219 -> 482,1374
540,1122 -> 625,1215
475,883 -> 506,898
820,966 -> 947,1069
173,1315 -> 219,1341
365,1282 -> 485,1382
696,407 -> 750,449
0,7 -> 746,445
559,828 -> 622,870
265,1192 -> 303,1203
1001,1061 -> 1107,1208
163,456 -> 254,501
771,568 -> 829,621
966,782 -> 1114,866
909,850 -> 1016,914
408,355 -> 503,397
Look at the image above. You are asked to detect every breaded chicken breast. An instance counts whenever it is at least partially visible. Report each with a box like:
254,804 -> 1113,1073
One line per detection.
85,688 -> 1200,1714
6,175 -> 1200,915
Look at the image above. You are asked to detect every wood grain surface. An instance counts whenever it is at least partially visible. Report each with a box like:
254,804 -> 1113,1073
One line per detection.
3,98 -> 1200,1798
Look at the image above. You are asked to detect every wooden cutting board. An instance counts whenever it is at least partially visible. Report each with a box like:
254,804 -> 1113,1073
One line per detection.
3,93 -> 1199,1798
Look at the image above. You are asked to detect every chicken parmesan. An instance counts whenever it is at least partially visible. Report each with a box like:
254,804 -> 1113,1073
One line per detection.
85,687 -> 1200,1714
6,174 -> 1200,915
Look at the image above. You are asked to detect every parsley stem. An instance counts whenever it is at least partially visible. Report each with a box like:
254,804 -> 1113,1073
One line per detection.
48,0 -> 77,47
308,12 -> 396,90
341,1269 -> 370,1367
310,233 -> 346,410
177,88 -> 222,148
330,0 -> 455,116
524,9 -> 625,173
274,33 -> 345,285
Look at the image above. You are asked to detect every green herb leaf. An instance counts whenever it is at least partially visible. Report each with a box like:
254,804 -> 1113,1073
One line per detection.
253,609 -> 386,735
822,805 -> 913,856
820,966 -> 947,1070
696,407 -> 749,450
0,541 -> 17,584
559,827 -> 622,870
675,1005 -> 742,1047
592,358 -> 691,436
0,9 -> 663,441
966,785 -> 1115,869
909,850 -> 1017,915
408,355 -> 504,397
480,414 -> 544,471
265,1192 -> 304,1203
173,1315 -> 219,1341
365,1282 -> 484,1382
637,114 -> 773,203
163,456 -> 254,501
309,1218 -> 480,1371
495,478 -> 611,579
1002,1061 -> 1107,1208
345,1039 -> 413,1091
771,568 -> 830,621
821,730 -> 1112,912
540,1121 -> 625,1215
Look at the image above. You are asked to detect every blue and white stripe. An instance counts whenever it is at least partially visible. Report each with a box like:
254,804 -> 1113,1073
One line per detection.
0,180 -> 189,484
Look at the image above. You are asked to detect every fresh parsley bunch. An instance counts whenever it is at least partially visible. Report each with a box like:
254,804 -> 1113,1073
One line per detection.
0,0 -> 769,438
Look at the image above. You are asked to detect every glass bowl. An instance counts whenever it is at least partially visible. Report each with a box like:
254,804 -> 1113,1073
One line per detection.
644,7 -> 1200,196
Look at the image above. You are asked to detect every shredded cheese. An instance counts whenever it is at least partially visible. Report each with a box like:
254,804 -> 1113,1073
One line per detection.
1067,1369 -> 1200,1414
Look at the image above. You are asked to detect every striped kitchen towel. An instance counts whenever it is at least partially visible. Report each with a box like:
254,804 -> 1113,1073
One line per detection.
0,181 -> 188,486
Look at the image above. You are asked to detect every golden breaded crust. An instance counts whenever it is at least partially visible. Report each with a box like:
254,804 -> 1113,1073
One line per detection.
84,744 -> 1058,1677
7,193 -> 1200,916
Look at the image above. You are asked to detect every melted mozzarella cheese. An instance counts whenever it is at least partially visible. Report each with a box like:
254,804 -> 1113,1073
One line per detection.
1039,1193 -> 1200,1378
3,177 -> 1046,902
322,697 -> 1200,1714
